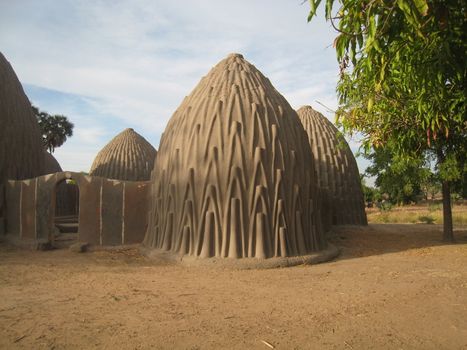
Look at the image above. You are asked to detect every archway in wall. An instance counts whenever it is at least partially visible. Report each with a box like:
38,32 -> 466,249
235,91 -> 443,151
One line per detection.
53,178 -> 79,248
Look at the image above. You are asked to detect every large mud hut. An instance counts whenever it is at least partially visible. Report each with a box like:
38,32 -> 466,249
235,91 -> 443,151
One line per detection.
143,53 -> 326,259
0,52 -> 45,183
297,105 -> 367,226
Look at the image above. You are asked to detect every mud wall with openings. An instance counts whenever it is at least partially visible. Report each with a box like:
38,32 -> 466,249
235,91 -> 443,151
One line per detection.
3,172 -> 149,246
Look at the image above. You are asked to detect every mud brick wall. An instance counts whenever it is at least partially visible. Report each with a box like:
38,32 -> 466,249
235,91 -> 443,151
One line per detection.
4,172 -> 149,246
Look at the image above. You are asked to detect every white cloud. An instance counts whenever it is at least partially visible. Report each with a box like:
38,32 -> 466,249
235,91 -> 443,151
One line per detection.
74,126 -> 107,145
0,1 -> 368,172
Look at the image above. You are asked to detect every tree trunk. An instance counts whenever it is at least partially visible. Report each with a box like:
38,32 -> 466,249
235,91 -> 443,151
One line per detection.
437,148 -> 454,242
441,180 -> 454,242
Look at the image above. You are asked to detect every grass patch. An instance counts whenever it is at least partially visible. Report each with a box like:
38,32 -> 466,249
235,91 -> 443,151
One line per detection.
418,215 -> 435,224
366,204 -> 467,225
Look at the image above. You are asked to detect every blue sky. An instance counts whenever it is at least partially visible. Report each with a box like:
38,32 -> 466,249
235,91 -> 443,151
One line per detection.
0,0 -> 370,176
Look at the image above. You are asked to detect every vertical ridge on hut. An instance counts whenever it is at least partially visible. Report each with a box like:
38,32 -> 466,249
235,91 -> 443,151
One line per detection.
297,105 -> 367,227
89,128 -> 157,181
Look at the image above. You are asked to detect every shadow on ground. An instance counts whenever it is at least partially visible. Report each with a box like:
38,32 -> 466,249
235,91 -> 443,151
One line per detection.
328,223 -> 467,262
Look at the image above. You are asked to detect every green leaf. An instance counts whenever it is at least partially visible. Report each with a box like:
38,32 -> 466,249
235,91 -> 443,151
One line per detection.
325,0 -> 332,19
413,0 -> 429,16
368,15 -> 376,39
396,0 -> 418,27
367,97 -> 374,112
307,0 -> 322,21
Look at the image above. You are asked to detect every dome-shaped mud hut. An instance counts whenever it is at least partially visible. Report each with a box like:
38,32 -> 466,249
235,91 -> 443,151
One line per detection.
89,128 -> 156,181
143,53 -> 326,260
0,52 -> 45,182
297,106 -> 367,226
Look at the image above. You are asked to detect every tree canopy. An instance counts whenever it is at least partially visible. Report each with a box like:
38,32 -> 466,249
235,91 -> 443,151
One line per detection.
32,105 -> 74,153
361,146 -> 465,205
307,0 -> 466,240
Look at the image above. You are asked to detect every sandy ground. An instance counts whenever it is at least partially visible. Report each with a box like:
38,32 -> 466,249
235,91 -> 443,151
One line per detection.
0,224 -> 466,350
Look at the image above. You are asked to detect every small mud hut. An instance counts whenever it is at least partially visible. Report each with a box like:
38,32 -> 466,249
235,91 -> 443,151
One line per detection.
143,53 -> 326,259
297,106 -> 367,226
89,128 -> 157,181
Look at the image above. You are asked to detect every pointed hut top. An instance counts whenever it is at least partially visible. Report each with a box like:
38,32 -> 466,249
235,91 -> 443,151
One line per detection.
297,105 -> 352,160
89,128 -> 156,181
43,151 -> 62,174
227,53 -> 244,58
169,52 -> 289,126
297,105 -> 337,130
0,52 -> 45,181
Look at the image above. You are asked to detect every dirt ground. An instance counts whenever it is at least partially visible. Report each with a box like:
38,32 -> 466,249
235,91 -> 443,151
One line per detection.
0,224 -> 466,350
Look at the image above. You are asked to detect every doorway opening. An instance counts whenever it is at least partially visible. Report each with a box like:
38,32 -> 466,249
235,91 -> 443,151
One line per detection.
53,178 -> 79,248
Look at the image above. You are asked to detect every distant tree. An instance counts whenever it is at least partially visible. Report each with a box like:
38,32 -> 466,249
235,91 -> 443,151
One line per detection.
420,171 -> 441,201
363,147 -> 431,205
360,175 -> 381,205
364,146 -> 464,203
307,0 -> 466,241
32,105 -> 74,153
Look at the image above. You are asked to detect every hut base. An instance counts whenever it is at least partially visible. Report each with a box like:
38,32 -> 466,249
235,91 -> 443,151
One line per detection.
0,234 -> 54,251
140,243 -> 339,270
